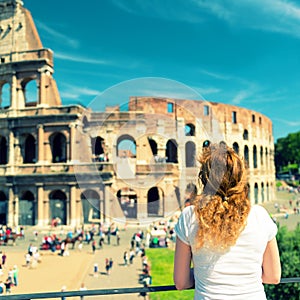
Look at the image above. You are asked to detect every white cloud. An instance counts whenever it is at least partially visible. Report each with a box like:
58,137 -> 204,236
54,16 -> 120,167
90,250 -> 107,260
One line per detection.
112,0 -> 300,38
193,0 -> 300,39
54,52 -> 111,65
35,21 -> 79,48
273,117 -> 300,127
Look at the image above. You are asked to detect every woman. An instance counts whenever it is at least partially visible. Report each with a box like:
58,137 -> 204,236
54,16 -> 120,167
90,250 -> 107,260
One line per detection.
174,141 -> 281,299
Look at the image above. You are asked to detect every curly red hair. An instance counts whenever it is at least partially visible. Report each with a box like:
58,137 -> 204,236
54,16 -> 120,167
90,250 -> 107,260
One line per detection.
193,142 -> 250,251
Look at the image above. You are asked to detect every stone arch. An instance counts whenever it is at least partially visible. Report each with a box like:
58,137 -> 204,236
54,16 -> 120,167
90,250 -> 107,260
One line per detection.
233,142 -> 239,155
117,134 -> 136,158
243,129 -> 249,140
0,136 -> 7,165
116,188 -> 137,219
261,182 -> 265,203
260,146 -> 264,166
49,190 -> 67,225
0,82 -> 10,108
244,145 -> 249,168
265,147 -> 268,170
24,134 -> 36,163
0,191 -> 7,224
19,190 -> 36,225
24,79 -> 38,107
266,182 -> 270,201
253,145 -> 257,169
148,138 -> 157,156
147,187 -> 164,217
80,189 -> 100,223
185,141 -> 196,167
91,136 -> 105,156
254,182 -> 259,204
166,139 -> 178,163
185,123 -> 195,136
50,132 -> 67,163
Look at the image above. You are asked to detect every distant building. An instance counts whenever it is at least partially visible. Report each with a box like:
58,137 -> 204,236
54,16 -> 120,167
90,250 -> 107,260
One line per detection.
0,0 -> 275,227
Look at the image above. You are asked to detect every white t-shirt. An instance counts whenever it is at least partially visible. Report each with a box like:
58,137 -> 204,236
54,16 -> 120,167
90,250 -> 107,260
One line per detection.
175,205 -> 278,300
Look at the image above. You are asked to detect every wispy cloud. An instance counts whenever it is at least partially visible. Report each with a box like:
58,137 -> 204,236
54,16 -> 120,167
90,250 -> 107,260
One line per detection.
193,0 -> 300,39
111,0 -> 204,23
35,20 -> 79,48
60,83 -> 100,99
112,0 -> 300,38
54,52 -> 111,65
273,117 -> 300,127
200,70 -> 231,81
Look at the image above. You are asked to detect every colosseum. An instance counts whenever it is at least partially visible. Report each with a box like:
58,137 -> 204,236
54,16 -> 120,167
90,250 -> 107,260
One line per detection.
0,0 -> 275,227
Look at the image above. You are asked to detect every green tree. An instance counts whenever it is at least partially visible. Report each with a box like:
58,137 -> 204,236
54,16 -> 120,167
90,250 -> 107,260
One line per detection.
264,226 -> 300,299
275,131 -> 300,174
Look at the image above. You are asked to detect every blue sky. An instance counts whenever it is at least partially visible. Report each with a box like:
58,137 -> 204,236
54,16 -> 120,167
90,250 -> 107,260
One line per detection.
25,0 -> 300,141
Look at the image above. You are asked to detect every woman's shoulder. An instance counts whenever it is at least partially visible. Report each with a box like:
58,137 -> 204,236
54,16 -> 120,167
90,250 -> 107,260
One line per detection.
250,204 -> 270,214
249,204 -> 273,221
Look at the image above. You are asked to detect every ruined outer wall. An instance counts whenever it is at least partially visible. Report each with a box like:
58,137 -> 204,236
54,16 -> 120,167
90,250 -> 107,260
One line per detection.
127,97 -> 276,204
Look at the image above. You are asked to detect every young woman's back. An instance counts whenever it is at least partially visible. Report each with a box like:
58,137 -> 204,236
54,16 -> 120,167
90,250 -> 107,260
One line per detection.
175,204 -> 277,299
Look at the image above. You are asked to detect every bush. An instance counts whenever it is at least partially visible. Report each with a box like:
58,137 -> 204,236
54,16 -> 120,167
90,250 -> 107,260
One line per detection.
264,226 -> 300,299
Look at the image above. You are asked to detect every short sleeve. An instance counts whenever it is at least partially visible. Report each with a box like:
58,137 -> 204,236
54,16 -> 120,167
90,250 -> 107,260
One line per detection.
255,205 -> 278,241
174,206 -> 194,245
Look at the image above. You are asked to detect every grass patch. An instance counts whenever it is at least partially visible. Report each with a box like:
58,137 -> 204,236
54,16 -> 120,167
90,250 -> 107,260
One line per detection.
146,248 -> 194,300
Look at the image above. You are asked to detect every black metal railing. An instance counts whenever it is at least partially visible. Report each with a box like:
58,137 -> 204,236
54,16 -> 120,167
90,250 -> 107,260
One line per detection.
3,278 -> 300,299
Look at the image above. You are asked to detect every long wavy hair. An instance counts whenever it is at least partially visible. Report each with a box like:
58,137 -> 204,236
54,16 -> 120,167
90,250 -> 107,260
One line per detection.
193,141 -> 250,251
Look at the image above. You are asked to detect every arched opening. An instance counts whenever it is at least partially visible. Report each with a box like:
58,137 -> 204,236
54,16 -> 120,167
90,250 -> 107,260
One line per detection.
0,136 -> 7,165
0,191 -> 7,224
243,129 -> 248,140
261,182 -> 265,203
49,190 -> 67,225
117,135 -> 136,158
117,188 -> 137,219
260,146 -> 264,166
166,139 -> 178,163
91,136 -> 104,156
233,142 -> 239,155
185,123 -> 195,136
24,134 -> 36,163
81,190 -> 101,223
185,141 -> 196,167
19,191 -> 36,225
80,190 -> 101,223
1,82 -> 10,108
254,183 -> 258,204
50,133 -> 67,163
148,138 -> 157,156
244,145 -> 249,168
24,79 -> 38,107
265,148 -> 269,170
253,145 -> 257,169
147,187 -> 164,217
82,116 -> 88,129
266,182 -> 269,202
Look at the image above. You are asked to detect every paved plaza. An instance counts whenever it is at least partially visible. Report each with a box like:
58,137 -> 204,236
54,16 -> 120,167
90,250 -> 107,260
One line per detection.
0,225 -> 148,299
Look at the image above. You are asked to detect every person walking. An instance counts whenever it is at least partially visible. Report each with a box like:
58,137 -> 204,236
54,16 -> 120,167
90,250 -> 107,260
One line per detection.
91,240 -> 96,254
1,252 -> 6,267
79,282 -> 87,300
105,258 -> 110,275
129,249 -> 135,264
93,263 -> 98,277
109,257 -> 113,272
12,265 -> 19,286
174,141 -> 281,299
123,251 -> 129,266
